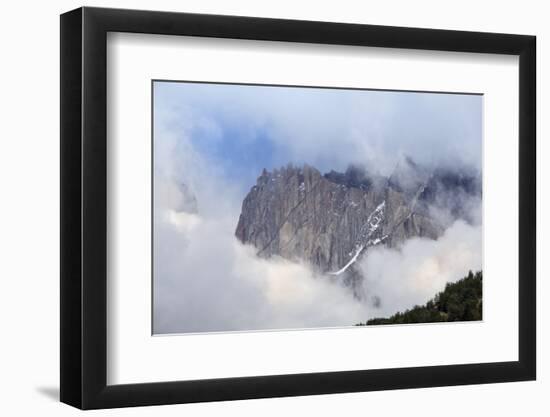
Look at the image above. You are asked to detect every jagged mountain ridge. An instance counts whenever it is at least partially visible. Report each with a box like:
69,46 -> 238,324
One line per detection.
235,159 -> 480,296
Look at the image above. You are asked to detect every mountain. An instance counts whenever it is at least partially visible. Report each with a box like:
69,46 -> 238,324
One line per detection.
235,158 -> 480,298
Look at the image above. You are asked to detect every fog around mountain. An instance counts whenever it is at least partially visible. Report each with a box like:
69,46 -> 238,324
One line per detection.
153,82 -> 482,334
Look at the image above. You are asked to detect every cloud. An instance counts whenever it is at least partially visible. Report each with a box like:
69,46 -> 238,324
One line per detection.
358,217 -> 482,319
154,81 -> 482,179
153,170 -> 482,334
153,196 -> 370,334
152,82 -> 483,333
153,126 -> 371,333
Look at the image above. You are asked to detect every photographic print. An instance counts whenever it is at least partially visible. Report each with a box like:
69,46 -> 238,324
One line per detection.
153,81 -> 482,335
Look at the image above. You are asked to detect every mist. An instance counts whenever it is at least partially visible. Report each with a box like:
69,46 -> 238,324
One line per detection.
154,203 -> 370,333
153,81 -> 482,334
358,218 -> 482,319
154,82 -> 482,182
153,170 -> 482,334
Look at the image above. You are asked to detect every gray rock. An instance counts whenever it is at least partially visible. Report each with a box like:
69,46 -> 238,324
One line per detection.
235,160 -> 479,298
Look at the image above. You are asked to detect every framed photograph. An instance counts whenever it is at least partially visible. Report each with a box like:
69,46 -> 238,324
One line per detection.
60,6 -> 536,409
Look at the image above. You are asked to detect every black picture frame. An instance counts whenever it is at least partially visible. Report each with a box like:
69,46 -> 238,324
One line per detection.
60,6 -> 536,410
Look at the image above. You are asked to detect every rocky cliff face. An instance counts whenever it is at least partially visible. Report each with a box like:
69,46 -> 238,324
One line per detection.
235,159 -> 480,297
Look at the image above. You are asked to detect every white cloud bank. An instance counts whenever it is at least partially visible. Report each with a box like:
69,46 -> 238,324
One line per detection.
153,192 -> 370,333
153,173 -> 482,334
358,219 -> 482,320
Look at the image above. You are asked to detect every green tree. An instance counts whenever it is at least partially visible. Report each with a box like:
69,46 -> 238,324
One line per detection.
359,270 -> 482,326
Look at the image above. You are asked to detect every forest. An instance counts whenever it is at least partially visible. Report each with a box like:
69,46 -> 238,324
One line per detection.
357,270 -> 482,326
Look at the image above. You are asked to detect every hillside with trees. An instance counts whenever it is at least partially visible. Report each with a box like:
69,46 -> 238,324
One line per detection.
357,270 -> 482,326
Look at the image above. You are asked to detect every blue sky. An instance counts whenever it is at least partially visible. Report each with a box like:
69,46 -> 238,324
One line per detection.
153,81 -> 482,197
